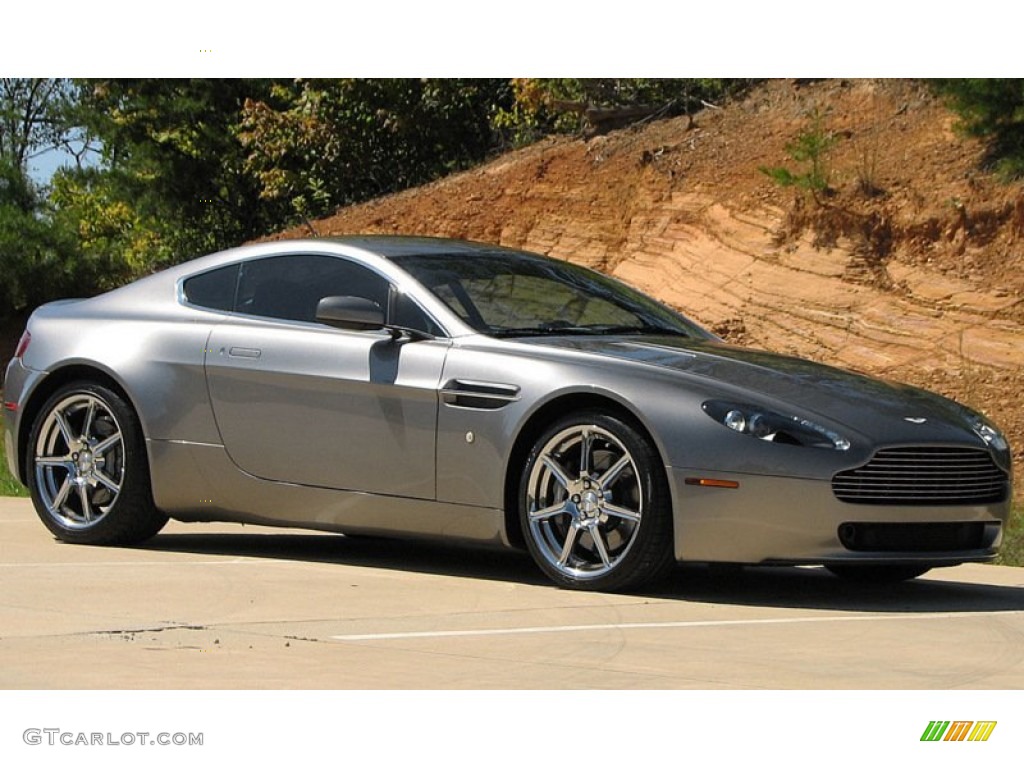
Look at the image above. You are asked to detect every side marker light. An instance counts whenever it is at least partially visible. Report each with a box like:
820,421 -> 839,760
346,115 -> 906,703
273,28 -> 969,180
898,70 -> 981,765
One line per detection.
685,477 -> 740,489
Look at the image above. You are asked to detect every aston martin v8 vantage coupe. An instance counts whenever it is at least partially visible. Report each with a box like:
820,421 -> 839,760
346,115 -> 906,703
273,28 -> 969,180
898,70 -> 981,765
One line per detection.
2,236 -> 1013,590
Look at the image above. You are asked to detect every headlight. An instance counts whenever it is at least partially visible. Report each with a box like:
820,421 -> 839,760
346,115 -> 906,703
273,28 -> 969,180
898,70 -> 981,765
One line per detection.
970,416 -> 1009,453
703,400 -> 851,451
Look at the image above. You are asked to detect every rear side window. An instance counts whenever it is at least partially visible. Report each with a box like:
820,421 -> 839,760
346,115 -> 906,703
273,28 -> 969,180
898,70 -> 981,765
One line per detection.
183,265 -> 239,311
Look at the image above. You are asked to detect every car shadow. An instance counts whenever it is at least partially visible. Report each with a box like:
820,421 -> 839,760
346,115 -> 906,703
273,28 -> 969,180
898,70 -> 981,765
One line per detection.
644,562 -> 1024,614
134,531 -> 1024,614
135,530 -> 549,586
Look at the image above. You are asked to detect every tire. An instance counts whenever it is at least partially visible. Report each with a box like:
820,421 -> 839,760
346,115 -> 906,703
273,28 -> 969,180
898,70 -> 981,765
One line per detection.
519,410 -> 674,591
26,381 -> 168,545
825,564 -> 931,584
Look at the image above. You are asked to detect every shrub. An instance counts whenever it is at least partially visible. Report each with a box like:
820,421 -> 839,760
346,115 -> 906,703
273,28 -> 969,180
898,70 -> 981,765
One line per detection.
760,107 -> 839,203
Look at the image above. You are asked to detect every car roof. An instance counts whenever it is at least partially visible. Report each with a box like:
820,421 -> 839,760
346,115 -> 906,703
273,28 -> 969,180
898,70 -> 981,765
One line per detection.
80,236 -> 557,326
318,235 -> 529,259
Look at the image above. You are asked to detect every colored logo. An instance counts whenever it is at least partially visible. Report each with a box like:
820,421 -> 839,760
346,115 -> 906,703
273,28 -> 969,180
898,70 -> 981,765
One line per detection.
921,721 -> 997,742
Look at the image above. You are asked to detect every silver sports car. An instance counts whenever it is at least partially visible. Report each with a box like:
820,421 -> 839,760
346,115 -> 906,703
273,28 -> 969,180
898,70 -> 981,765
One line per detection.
2,237 -> 1013,590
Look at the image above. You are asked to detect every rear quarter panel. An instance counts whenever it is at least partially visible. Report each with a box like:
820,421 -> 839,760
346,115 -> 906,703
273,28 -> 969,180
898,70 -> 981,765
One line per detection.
17,298 -> 223,451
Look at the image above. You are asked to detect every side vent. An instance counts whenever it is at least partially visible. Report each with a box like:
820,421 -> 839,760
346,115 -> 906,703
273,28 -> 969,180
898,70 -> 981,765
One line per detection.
441,379 -> 521,410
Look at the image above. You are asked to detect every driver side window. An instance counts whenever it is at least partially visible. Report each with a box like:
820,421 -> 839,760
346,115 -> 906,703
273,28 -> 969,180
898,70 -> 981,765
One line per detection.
237,254 -> 389,323
225,253 -> 441,336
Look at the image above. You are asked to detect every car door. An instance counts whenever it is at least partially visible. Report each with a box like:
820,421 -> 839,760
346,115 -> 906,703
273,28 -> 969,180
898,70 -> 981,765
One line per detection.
203,253 -> 449,500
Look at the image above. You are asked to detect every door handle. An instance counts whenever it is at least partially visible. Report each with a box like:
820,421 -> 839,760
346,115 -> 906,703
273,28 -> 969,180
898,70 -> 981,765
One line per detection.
228,347 -> 262,359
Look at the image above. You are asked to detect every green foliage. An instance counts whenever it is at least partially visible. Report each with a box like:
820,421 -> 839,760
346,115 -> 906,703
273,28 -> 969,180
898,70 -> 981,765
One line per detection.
2,78 -> 758,318
0,158 -> 79,317
492,79 -> 756,145
76,79 -> 285,262
0,79 -> 76,170
239,79 -> 512,222
760,108 -> 839,201
995,502 -> 1024,567
0,79 -> 86,317
0,79 -> 284,315
0,414 -> 29,496
48,166 -> 172,289
0,78 -> 526,316
932,79 -> 1024,179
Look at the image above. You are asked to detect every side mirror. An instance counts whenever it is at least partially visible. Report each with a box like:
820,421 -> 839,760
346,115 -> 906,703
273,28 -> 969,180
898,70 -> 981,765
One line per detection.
315,296 -> 385,331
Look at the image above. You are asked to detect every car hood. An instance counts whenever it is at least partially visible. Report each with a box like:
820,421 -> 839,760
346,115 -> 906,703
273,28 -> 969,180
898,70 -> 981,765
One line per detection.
522,335 -> 989,446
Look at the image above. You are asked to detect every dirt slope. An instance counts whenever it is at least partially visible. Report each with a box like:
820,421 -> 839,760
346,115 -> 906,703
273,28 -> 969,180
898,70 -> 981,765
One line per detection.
272,79 -> 1024,489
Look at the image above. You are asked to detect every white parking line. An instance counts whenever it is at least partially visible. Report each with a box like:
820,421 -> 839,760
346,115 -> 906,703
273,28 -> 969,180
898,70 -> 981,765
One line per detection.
0,558 -> 252,568
331,610 -> 1023,641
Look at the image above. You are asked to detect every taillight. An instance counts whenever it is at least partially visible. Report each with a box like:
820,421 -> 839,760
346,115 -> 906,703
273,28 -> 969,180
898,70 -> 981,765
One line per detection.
14,330 -> 30,360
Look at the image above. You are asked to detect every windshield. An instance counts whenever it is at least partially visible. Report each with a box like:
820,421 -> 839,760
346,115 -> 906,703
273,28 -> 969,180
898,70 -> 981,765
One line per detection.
392,250 -> 711,339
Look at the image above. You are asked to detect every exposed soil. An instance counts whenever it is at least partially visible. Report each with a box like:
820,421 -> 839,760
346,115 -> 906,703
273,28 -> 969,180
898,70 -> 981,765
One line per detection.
272,79 -> 1024,491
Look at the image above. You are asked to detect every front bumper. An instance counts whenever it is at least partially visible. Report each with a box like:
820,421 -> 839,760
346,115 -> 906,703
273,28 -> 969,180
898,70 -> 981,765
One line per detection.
668,467 -> 1010,565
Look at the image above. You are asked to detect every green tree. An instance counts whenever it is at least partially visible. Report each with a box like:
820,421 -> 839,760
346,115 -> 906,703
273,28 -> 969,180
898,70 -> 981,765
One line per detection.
4,79 -> 533,317
759,107 -> 839,203
0,158 -> 77,316
492,78 -> 756,145
0,79 -> 83,318
0,78 -> 76,172
47,165 -> 171,291
239,78 -> 512,223
75,78 -> 285,263
933,79 -> 1024,178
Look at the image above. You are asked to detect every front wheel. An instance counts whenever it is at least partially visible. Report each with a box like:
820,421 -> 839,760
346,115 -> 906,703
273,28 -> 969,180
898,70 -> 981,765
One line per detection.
27,381 -> 168,545
519,411 -> 674,591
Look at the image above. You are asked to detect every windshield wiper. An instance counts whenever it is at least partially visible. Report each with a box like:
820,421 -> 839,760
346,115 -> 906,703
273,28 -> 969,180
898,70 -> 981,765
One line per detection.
489,324 -> 690,338
576,324 -> 692,337
488,326 -> 579,337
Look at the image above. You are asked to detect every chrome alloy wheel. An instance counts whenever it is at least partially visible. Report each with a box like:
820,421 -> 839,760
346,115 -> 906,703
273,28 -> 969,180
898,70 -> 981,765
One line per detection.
33,393 -> 125,529
526,424 -> 643,581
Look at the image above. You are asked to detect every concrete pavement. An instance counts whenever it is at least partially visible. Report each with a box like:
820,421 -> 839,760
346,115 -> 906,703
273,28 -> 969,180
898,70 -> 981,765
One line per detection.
1,496 -> 1023,688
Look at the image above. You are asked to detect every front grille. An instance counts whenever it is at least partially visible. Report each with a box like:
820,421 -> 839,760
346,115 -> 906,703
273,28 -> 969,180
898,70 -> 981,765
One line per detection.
832,446 -> 1007,505
837,521 -> 996,552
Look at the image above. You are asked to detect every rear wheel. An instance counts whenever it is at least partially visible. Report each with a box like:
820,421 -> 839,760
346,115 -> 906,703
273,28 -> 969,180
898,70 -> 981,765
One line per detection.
27,381 -> 167,545
519,411 -> 674,591
825,564 -> 931,583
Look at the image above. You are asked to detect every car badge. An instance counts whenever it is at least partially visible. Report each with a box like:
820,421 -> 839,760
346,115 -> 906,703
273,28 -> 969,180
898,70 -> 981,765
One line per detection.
904,417 -> 927,424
